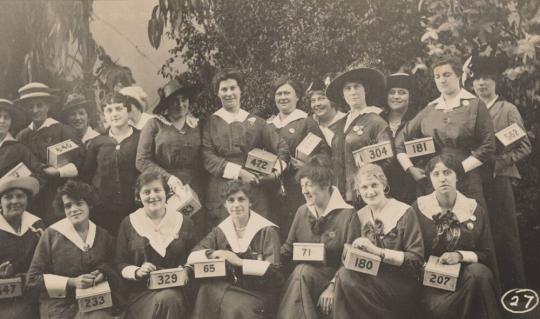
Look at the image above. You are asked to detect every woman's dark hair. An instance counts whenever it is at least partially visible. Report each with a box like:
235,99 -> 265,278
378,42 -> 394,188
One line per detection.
53,179 -> 99,214
272,76 -> 303,100
296,154 -> 334,188
222,180 -> 253,201
134,170 -> 171,204
212,68 -> 245,95
111,94 -> 135,112
430,55 -> 463,78
425,154 -> 465,181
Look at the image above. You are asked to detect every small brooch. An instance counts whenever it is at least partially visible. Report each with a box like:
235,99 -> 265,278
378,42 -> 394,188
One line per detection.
353,125 -> 364,135
470,215 -> 477,222
466,222 -> 474,230
327,231 -> 336,238
289,128 -> 295,134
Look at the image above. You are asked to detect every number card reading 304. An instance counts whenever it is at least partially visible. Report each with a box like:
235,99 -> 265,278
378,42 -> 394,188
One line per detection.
353,141 -> 393,166
148,268 -> 187,290
76,281 -> 113,313
343,245 -> 381,276
0,277 -> 22,299
404,137 -> 436,158
423,256 -> 460,292
193,259 -> 226,278
495,123 -> 526,147
293,243 -> 325,262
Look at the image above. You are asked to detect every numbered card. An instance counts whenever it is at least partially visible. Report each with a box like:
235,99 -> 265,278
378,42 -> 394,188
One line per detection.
76,281 -> 112,313
423,256 -> 460,292
495,123 -> 526,147
47,139 -> 79,168
244,148 -> 278,176
404,137 -> 436,158
148,267 -> 187,290
293,243 -> 325,262
1,162 -> 32,180
0,277 -> 23,300
295,133 -> 322,162
167,185 -> 202,217
343,245 -> 381,276
193,259 -> 227,278
353,141 -> 393,166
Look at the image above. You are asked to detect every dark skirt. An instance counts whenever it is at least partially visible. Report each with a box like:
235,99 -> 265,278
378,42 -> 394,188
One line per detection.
39,297 -> 114,319
124,288 -> 188,319
0,297 -> 39,319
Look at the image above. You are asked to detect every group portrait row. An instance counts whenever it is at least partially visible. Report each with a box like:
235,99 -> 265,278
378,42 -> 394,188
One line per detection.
0,53 -> 532,319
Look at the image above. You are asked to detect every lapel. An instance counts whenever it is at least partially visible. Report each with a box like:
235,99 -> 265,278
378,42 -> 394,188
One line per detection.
50,218 -> 96,251
0,133 -> 16,148
0,211 -> 41,236
214,107 -> 250,124
218,211 -> 277,253
29,118 -> 59,131
307,186 -> 353,218
417,192 -> 477,223
357,199 -> 410,235
81,127 -> 100,144
269,109 -> 307,129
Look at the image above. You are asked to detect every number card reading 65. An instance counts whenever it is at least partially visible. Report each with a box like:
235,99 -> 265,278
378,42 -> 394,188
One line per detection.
353,141 -> 393,166
293,243 -> 325,262
193,259 -> 226,278
0,277 -> 22,299
148,267 -> 187,290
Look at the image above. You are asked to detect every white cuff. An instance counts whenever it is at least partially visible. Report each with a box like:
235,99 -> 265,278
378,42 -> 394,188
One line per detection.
187,249 -> 210,264
58,163 -> 78,178
272,160 -> 288,174
461,156 -> 483,173
223,162 -> 242,180
242,259 -> 270,276
43,274 -> 69,298
330,276 -> 336,284
121,265 -> 140,280
458,250 -> 478,263
397,153 -> 414,171
382,249 -> 404,266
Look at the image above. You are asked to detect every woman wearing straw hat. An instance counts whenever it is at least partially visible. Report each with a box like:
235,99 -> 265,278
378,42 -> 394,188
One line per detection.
118,86 -> 155,130
15,82 -> 84,225
326,67 -> 392,207
59,93 -> 100,147
0,176 -> 44,319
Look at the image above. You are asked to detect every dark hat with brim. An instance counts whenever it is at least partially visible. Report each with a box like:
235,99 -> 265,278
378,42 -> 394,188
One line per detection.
153,79 -> 198,115
14,82 -> 59,106
386,73 -> 415,94
59,93 -> 91,121
0,99 -> 28,130
0,176 -> 40,197
470,55 -> 507,79
326,68 -> 386,106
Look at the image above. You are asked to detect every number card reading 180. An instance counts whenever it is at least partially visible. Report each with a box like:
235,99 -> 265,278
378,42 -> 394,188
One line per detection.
293,243 -> 325,262
193,259 -> 227,278
0,277 -> 23,299
353,141 -> 393,165
343,245 -> 381,276
404,137 -> 436,158
423,256 -> 460,292
148,268 -> 187,290
76,281 -> 112,313
495,123 -> 526,147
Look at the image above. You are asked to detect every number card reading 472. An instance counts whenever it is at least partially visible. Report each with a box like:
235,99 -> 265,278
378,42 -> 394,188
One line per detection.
353,141 -> 393,166
148,267 -> 187,290
423,256 -> 460,292
293,243 -> 325,262
193,259 -> 226,278
0,277 -> 23,299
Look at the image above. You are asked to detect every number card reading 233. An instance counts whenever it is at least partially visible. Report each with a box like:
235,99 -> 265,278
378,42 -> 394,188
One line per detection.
293,243 -> 325,262
423,256 -> 460,292
0,277 -> 22,299
353,141 -> 393,166
76,281 -> 112,313
148,267 -> 187,290
193,259 -> 226,278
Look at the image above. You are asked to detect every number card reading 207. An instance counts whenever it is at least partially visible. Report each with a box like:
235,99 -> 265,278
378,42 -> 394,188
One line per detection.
148,267 -> 187,290
293,243 -> 325,262
353,141 -> 393,166
423,256 -> 460,292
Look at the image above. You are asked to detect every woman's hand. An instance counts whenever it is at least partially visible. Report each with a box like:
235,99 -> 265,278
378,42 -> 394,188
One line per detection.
68,274 -> 97,289
317,283 -> 335,316
239,169 -> 259,184
407,166 -> 426,181
43,166 -> 60,177
135,262 -> 157,279
211,250 -> 243,267
90,270 -> 105,284
290,157 -> 304,169
0,261 -> 14,278
439,252 -> 462,265
176,267 -> 190,286
167,176 -> 184,195
352,237 -> 381,256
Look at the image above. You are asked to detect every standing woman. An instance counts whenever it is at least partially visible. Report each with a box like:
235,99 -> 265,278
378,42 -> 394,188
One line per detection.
0,177 -> 43,319
395,56 -> 495,209
278,155 -> 359,319
267,76 -> 330,239
381,73 -> 418,204
81,99 -> 140,234
333,164 -> 424,319
115,171 -> 196,319
136,79 -> 206,236
413,155 -> 501,319
187,181 -> 283,319
59,94 -> 100,147
202,68 -> 289,227
326,68 -> 392,207
26,180 -> 118,319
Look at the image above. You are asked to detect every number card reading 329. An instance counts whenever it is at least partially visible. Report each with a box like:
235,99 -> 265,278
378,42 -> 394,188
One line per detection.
404,137 -> 436,158
423,256 -> 460,292
0,277 -> 22,300
76,281 -> 112,313
293,243 -> 325,262
193,259 -> 226,278
342,245 -> 381,276
148,268 -> 187,290
353,141 -> 393,166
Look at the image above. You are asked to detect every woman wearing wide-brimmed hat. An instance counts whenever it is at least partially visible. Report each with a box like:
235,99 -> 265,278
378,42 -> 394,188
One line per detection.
15,82 -> 84,225
59,93 -> 100,147
136,78 -> 207,236
326,67 -> 392,207
0,176 -> 44,319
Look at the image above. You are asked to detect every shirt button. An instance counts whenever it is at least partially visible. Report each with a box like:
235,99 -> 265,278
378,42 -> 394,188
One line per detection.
116,145 -> 120,150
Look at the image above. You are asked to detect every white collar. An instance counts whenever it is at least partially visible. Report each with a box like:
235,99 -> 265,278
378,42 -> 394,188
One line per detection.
213,107 -> 250,124
344,107 -> 382,132
129,207 -> 184,257
0,211 -> 41,237
417,191 -> 477,223
109,126 -> 134,144
218,211 -> 277,253
131,113 -> 155,130
81,127 -> 100,144
0,133 -> 16,148
29,118 -> 59,131
430,89 -> 476,110
268,109 -> 307,128
357,199 -> 410,235
307,186 -> 353,218
50,218 -> 96,251
155,114 -> 199,129
321,111 -> 347,127
484,95 -> 499,110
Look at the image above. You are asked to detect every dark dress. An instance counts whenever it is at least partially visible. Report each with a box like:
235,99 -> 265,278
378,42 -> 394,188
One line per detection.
188,211 -> 283,319
81,128 -> 140,234
0,212 -> 44,319
115,208 -> 196,319
202,108 -> 289,226
26,219 -> 118,319
277,188 -> 359,319
0,134 -> 46,183
413,192 -> 502,319
333,199 -> 424,319
312,111 -> 346,148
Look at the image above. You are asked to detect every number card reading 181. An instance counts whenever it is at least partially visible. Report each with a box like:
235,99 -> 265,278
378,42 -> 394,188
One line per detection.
423,256 -> 460,292
404,137 -> 436,158
293,243 -> 325,262
193,259 -> 227,278
76,281 -> 112,313
353,141 -> 393,166
148,267 -> 187,290
343,245 -> 381,276
0,277 -> 23,299
495,123 -> 526,147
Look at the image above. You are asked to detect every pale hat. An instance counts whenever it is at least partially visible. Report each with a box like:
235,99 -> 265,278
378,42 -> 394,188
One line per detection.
119,86 -> 148,112
14,82 -> 59,105
0,176 -> 40,197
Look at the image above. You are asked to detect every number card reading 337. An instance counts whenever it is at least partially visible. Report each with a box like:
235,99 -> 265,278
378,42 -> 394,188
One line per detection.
353,141 -> 393,166
0,277 -> 22,299
342,245 -> 381,276
293,243 -> 325,262
148,267 -> 187,290
404,137 -> 436,158
193,259 -> 226,278
423,256 -> 460,292
75,281 -> 113,313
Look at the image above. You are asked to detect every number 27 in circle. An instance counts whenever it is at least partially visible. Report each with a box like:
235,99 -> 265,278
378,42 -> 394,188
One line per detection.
501,289 -> 539,314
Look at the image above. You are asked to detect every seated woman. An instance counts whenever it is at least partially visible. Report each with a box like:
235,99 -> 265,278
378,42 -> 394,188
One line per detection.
115,170 -> 196,319
0,176 -> 43,319
187,180 -> 282,319
278,154 -> 358,319
26,180 -> 117,319
333,164 -> 424,319
412,155 -> 501,319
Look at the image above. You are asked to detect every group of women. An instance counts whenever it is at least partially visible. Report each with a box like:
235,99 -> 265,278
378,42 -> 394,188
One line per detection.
0,53 -> 530,318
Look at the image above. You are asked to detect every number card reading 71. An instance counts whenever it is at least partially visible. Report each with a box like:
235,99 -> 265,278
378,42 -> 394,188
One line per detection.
293,243 -> 325,262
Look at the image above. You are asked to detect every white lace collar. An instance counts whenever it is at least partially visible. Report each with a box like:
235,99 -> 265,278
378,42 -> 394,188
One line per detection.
430,89 -> 476,110
307,186 -> 353,218
268,109 -> 307,128
0,133 -> 16,148
29,118 -> 59,131
131,113 -> 155,130
0,211 -> 41,237
218,211 -> 276,253
155,114 -> 199,129
417,191 -> 477,223
357,199 -> 410,235
213,107 -> 250,124
108,126 -> 134,144
129,207 -> 184,257
81,127 -> 100,144
344,107 -> 383,132
50,218 -> 96,251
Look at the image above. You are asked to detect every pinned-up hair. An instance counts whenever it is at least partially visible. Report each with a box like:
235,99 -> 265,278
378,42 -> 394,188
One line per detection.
296,154 -> 334,188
